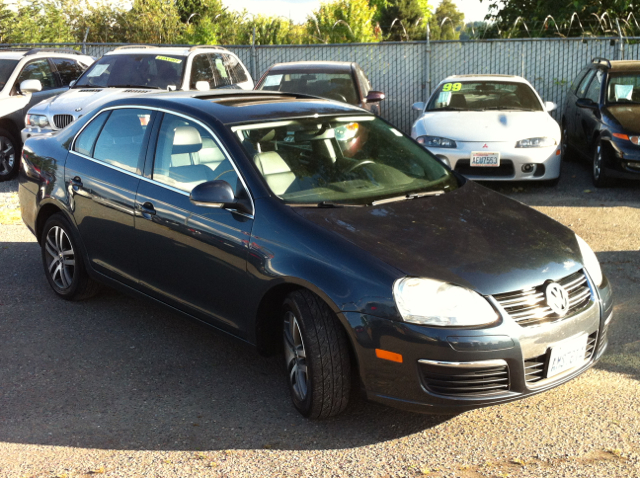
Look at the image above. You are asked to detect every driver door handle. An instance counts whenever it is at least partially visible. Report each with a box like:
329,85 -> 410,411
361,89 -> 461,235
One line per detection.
137,201 -> 156,216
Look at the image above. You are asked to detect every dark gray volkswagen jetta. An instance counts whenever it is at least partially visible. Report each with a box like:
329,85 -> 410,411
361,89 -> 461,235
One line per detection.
18,90 -> 614,419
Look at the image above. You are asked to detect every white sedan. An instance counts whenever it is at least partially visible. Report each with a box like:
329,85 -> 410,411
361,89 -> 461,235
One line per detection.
411,75 -> 562,182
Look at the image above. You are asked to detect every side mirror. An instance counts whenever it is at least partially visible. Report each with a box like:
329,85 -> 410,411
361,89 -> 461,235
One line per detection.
576,98 -> 597,110
364,90 -> 385,103
412,102 -> 425,112
195,81 -> 210,92
190,180 -> 251,214
69,80 -> 76,87
544,101 -> 557,112
20,79 -> 42,95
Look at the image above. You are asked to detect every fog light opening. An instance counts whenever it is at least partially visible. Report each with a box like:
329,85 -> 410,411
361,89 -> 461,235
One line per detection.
521,163 -> 535,173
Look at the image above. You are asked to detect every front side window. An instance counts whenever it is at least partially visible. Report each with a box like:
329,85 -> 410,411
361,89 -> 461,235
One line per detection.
356,67 -> 371,99
0,59 -> 19,91
584,70 -> 603,103
16,60 -> 57,91
426,81 -> 543,112
75,54 -> 184,89
234,116 -> 458,205
607,73 -> 640,104
577,70 -> 596,98
52,58 -> 86,86
258,72 -> 359,105
92,109 -> 152,173
152,113 -> 238,193
73,111 -> 110,156
570,67 -> 590,94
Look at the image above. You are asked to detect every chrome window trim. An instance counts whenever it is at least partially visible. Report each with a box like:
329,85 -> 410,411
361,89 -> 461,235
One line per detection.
70,104 -> 255,216
418,359 -> 507,369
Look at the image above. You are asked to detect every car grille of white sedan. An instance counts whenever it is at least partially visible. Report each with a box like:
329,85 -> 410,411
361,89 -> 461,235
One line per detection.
53,114 -> 74,129
493,270 -> 592,327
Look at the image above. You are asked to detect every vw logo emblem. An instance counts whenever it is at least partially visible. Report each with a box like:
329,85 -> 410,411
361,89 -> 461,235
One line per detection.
546,282 -> 569,316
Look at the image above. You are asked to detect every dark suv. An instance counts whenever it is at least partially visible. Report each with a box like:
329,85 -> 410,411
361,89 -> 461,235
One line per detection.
562,58 -> 640,187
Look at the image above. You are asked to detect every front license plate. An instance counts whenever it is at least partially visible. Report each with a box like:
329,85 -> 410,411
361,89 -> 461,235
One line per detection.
470,151 -> 500,167
546,334 -> 588,378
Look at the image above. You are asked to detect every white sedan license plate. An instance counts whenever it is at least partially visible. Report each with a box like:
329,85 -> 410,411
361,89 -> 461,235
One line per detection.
470,151 -> 500,167
546,334 -> 588,378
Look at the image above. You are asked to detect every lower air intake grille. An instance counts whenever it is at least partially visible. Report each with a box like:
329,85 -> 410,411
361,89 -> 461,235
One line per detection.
455,159 -> 515,177
493,270 -> 593,327
418,361 -> 510,397
53,114 -> 74,129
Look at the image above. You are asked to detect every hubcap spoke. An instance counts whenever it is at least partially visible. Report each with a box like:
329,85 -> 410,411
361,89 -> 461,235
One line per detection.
283,312 -> 308,401
46,226 -> 75,290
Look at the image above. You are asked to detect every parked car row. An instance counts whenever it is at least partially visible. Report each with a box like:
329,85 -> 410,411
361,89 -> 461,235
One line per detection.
15,45 -> 617,419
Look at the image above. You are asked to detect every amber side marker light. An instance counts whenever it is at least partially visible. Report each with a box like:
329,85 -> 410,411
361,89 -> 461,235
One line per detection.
375,349 -> 403,363
613,133 -> 629,140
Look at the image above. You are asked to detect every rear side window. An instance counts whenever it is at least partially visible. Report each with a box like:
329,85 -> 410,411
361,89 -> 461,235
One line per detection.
74,111 -> 110,156
92,109 -> 153,173
220,54 -> 248,84
52,58 -> 86,86
16,60 -> 57,91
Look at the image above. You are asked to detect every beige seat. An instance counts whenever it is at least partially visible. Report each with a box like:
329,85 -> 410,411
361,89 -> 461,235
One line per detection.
253,151 -> 299,196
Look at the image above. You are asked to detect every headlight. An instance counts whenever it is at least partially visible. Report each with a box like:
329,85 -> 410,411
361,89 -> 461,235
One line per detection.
393,277 -> 498,326
576,234 -> 603,287
516,137 -> 556,148
26,114 -> 49,128
416,135 -> 457,148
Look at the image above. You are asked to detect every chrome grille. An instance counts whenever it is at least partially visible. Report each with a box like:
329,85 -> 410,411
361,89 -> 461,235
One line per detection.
493,270 -> 592,327
53,114 -> 74,129
418,362 -> 510,397
524,331 -> 597,384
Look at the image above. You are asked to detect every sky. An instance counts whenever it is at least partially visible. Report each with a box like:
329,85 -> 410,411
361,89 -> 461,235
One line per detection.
220,0 -> 492,24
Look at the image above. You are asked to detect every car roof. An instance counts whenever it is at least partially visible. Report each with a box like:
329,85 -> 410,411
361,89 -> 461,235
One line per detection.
604,60 -> 640,72
268,61 -> 355,73
104,45 -> 233,57
0,48 -> 91,61
102,90 -> 367,125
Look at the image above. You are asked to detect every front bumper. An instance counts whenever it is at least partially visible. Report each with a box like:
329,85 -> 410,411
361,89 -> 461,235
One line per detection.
21,126 -> 56,143
343,273 -> 613,414
605,138 -> 640,180
427,141 -> 561,181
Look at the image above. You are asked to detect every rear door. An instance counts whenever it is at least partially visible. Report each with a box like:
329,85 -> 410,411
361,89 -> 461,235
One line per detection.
134,111 -> 254,335
66,107 -> 156,286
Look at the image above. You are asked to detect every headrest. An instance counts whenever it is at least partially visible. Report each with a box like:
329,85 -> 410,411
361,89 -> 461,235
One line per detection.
172,126 -> 202,154
254,151 -> 292,176
248,129 -> 275,143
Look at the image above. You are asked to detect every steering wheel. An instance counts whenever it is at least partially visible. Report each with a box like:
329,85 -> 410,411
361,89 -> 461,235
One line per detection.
342,160 -> 375,174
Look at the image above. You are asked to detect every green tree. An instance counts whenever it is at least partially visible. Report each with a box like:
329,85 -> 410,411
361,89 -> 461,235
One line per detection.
429,0 -> 464,40
306,0 -> 380,43
124,0 -> 184,44
378,0 -> 431,41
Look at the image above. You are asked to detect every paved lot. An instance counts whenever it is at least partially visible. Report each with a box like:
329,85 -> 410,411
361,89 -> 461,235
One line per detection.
0,160 -> 639,478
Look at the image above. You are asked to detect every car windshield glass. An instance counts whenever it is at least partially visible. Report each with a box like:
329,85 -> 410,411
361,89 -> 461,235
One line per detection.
259,72 -> 359,105
0,59 -> 19,91
607,73 -> 640,104
234,116 -> 458,205
74,54 -> 185,89
426,81 -> 543,112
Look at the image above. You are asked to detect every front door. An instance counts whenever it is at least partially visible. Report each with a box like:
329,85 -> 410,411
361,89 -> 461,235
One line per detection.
575,70 -> 603,157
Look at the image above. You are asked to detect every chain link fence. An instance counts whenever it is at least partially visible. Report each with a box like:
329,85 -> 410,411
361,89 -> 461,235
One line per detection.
3,38 -> 640,133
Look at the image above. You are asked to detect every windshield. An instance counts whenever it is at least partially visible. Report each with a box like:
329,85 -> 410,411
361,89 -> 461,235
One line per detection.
74,54 -> 185,89
0,59 -> 19,91
258,72 -> 359,105
426,81 -> 543,112
234,116 -> 458,205
607,74 -> 640,104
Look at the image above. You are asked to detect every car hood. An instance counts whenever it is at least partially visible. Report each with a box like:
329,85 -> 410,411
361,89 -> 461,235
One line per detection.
603,104 -> 640,134
413,110 -> 560,142
293,181 -> 582,296
29,87 -> 157,117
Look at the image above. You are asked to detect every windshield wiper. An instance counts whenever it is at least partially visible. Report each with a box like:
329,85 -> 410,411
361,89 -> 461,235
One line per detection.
485,106 -> 533,111
431,106 -> 465,111
110,84 -> 163,90
73,84 -> 103,88
371,190 -> 445,206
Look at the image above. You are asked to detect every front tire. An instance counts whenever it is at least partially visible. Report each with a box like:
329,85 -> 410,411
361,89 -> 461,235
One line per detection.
282,290 -> 351,419
41,213 -> 99,300
560,120 -> 574,162
592,140 -> 612,188
0,128 -> 20,181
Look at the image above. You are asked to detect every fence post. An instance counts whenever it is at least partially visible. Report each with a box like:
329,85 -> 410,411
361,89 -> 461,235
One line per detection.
251,27 -> 258,81
616,19 -> 624,60
521,41 -> 525,78
82,28 -> 90,55
425,23 -> 431,102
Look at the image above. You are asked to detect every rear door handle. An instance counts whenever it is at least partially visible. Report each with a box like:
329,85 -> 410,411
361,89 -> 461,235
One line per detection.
138,201 -> 156,216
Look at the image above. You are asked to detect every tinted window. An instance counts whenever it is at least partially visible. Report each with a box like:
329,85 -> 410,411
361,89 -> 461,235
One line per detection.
153,113 -> 238,193
584,70 -> 603,103
0,59 -> 19,91
259,72 -> 359,105
75,54 -> 184,89
17,60 -> 57,90
74,112 -> 109,156
52,58 -> 86,85
577,70 -> 596,98
427,81 -> 542,112
93,109 -> 152,173
570,67 -> 590,94
189,54 -> 213,89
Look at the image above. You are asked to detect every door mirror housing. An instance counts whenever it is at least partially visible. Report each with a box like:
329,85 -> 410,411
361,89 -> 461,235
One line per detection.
19,79 -> 42,95
412,102 -> 425,112
576,98 -> 597,109
69,80 -> 77,87
364,91 -> 385,103
544,101 -> 557,112
190,180 -> 251,214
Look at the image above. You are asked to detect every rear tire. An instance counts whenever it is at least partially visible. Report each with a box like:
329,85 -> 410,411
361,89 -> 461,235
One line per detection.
282,290 -> 351,419
41,213 -> 99,300
592,140 -> 612,188
0,128 -> 20,182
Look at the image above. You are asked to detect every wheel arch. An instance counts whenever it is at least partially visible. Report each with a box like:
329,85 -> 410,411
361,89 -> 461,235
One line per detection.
0,117 -> 21,143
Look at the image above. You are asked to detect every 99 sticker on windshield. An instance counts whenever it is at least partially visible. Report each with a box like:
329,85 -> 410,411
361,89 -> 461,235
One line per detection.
156,56 -> 182,64
442,82 -> 462,92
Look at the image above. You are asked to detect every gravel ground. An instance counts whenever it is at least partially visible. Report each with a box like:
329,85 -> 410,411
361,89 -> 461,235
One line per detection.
0,160 -> 639,478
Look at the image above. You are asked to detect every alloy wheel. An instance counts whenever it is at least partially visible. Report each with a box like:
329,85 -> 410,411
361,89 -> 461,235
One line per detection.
593,144 -> 602,180
284,311 -> 308,401
44,226 -> 76,289
561,126 -> 568,157
0,135 -> 15,177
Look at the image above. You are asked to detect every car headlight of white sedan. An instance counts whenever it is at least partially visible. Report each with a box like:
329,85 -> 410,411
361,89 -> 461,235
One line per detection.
416,135 -> 457,148
393,277 -> 498,326
26,114 -> 50,128
515,137 -> 556,148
